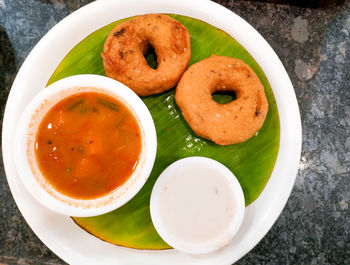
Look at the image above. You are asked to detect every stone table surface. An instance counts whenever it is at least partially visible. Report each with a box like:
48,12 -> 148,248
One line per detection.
0,0 -> 349,264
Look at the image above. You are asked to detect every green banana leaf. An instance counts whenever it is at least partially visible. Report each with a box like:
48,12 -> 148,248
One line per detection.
48,15 -> 280,250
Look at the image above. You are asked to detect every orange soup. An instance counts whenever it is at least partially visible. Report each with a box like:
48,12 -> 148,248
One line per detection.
35,91 -> 142,199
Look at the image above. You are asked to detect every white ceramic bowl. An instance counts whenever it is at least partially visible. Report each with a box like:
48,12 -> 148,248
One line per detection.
150,157 -> 245,254
14,74 -> 157,217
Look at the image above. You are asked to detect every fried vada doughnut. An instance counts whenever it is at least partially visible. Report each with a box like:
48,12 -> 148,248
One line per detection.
175,55 -> 268,145
101,14 -> 191,96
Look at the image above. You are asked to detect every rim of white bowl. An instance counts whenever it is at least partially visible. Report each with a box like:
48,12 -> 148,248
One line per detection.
14,74 -> 157,217
150,156 -> 245,254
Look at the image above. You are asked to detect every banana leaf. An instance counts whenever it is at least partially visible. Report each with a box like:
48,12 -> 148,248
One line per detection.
47,14 -> 280,250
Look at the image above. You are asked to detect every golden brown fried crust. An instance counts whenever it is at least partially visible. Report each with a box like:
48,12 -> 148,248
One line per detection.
175,55 -> 269,145
101,14 -> 191,96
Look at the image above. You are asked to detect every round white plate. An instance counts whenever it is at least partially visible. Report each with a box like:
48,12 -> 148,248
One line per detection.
2,0 -> 302,264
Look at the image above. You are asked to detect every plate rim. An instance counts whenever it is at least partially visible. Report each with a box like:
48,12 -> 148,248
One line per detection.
2,0 -> 302,264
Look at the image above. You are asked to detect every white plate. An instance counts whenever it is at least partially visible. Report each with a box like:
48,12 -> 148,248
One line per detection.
2,0 -> 302,264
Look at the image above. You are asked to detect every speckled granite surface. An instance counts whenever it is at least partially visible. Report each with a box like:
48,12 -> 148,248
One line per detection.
0,0 -> 349,264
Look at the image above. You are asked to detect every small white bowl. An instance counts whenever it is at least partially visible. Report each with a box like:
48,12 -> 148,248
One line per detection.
14,74 -> 157,217
150,157 -> 245,254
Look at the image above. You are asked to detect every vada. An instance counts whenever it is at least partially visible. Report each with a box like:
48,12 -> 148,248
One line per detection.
175,55 -> 268,145
102,14 -> 191,96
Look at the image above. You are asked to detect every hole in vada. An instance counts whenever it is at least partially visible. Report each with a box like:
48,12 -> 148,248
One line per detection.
143,44 -> 158,69
212,91 -> 237,104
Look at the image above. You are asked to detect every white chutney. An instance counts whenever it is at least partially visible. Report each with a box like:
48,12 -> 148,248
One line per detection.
150,157 -> 245,254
